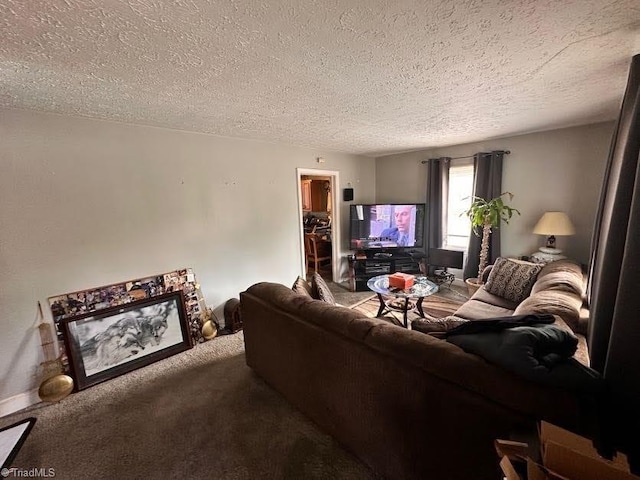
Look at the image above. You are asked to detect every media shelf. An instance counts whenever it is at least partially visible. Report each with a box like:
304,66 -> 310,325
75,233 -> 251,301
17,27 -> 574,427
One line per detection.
348,253 -> 422,292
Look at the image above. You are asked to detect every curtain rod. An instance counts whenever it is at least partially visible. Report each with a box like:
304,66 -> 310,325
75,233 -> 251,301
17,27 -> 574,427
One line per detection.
420,150 -> 511,164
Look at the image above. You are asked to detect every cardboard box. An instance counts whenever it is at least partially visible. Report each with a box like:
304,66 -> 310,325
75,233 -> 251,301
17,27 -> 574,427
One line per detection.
388,272 -> 414,290
496,422 -> 639,480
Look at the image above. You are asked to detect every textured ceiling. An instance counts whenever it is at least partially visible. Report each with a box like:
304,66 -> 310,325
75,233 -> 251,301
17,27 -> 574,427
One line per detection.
1,1 -> 640,157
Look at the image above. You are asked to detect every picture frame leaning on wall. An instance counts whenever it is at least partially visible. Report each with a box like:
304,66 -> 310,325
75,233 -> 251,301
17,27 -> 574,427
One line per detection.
61,291 -> 192,391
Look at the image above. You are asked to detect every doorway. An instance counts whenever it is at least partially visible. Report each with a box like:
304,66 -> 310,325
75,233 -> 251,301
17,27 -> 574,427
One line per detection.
296,168 -> 340,282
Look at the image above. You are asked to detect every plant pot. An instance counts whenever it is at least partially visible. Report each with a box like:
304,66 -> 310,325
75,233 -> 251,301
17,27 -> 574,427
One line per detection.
465,278 -> 482,297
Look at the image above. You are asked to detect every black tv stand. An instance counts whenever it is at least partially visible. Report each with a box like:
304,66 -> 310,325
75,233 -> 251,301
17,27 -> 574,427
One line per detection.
372,252 -> 393,259
348,252 -> 422,292
366,249 -> 418,260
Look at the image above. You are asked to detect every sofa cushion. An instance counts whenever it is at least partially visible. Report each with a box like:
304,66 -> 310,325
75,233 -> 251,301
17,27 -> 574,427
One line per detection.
311,272 -> 336,304
484,257 -> 542,303
531,260 -> 584,297
470,287 -> 521,311
514,290 -> 583,334
299,299 -> 386,341
291,276 -> 314,298
453,298 -> 515,320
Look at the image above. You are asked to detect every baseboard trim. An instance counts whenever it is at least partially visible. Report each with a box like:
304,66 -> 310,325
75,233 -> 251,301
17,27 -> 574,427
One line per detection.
0,389 -> 40,418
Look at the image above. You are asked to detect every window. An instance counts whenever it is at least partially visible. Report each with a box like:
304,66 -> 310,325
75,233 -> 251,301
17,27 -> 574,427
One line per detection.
443,161 -> 474,250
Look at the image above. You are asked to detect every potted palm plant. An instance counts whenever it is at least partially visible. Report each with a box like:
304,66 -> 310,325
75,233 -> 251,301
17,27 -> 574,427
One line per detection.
464,192 -> 520,295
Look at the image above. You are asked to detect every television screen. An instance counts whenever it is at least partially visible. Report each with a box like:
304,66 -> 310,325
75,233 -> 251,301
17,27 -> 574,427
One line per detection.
350,204 -> 426,250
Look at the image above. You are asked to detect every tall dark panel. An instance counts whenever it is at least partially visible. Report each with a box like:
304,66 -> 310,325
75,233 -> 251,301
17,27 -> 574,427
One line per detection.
587,54 -> 640,471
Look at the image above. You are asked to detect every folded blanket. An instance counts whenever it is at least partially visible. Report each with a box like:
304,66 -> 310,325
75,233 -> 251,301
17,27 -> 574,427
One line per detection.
441,316 -> 601,392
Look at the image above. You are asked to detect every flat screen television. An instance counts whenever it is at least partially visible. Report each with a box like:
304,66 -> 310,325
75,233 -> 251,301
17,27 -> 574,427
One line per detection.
350,204 -> 426,250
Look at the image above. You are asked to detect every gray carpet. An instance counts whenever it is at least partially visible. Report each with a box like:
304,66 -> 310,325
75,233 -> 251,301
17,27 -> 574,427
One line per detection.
1,333 -> 378,480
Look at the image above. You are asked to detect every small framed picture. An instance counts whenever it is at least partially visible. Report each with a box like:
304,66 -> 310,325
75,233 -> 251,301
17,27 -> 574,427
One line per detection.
1,418 -> 36,470
61,292 -> 192,390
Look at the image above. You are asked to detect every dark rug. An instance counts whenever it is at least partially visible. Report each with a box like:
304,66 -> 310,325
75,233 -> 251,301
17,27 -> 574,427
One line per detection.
0,334 -> 379,480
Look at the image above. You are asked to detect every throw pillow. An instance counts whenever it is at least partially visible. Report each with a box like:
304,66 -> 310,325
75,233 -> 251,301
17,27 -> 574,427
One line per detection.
311,272 -> 336,304
484,257 -> 543,304
291,276 -> 314,299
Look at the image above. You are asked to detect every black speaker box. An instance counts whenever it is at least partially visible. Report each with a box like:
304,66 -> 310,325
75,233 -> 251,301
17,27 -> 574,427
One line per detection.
343,188 -> 354,201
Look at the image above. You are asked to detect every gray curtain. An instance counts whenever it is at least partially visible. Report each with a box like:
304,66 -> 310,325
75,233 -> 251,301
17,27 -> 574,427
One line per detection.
425,157 -> 450,252
587,54 -> 640,469
463,151 -> 504,279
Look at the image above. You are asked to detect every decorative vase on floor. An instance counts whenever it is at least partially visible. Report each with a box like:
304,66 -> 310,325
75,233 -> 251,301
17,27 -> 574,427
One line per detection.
39,374 -> 74,402
37,309 -> 74,402
465,278 -> 482,297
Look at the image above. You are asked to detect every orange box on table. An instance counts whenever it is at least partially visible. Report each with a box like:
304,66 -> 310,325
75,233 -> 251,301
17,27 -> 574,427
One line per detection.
388,272 -> 415,290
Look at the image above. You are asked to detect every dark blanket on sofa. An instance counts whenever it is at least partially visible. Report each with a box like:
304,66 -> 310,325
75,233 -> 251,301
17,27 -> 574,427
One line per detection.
443,313 -> 556,336
444,317 -> 601,392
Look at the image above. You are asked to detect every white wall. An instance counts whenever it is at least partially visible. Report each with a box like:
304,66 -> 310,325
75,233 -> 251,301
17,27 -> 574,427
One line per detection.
0,108 -> 376,409
376,122 -> 615,266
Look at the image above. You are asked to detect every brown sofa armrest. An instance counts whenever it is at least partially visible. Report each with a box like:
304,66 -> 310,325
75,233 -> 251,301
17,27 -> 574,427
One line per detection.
481,265 -> 493,283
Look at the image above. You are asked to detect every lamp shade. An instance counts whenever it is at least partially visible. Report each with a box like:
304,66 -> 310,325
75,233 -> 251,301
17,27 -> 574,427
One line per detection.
533,211 -> 575,236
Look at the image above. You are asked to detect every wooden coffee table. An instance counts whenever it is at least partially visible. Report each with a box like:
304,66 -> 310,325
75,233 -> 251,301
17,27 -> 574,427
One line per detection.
366,275 -> 438,328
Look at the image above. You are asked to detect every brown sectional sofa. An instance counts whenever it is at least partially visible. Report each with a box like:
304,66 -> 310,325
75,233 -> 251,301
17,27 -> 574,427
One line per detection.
452,260 -> 585,331
240,260 -> 594,480
421,259 -> 590,365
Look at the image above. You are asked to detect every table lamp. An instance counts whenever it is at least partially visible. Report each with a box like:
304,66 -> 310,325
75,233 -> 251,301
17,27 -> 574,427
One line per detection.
532,211 -> 575,254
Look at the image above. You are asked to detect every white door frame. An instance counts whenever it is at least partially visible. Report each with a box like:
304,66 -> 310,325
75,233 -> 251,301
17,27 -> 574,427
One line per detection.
296,168 -> 340,282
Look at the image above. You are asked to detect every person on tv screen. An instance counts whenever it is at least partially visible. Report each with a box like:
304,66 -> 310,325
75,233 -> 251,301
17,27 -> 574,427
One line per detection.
380,205 -> 415,246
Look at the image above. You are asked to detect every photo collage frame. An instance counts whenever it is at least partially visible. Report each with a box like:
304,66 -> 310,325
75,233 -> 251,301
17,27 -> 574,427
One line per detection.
48,268 -> 208,372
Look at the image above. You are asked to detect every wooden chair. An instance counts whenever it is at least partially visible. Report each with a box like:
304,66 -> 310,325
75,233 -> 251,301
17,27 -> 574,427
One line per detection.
304,233 -> 332,275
